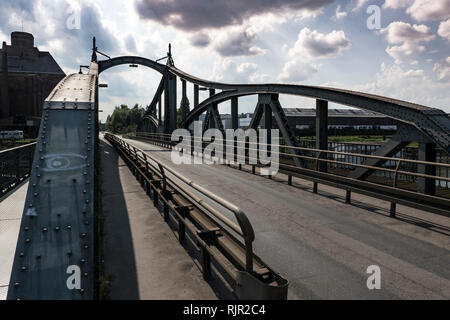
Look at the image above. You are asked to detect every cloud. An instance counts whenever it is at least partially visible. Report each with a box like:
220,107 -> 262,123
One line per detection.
438,19 -> 450,41
383,0 -> 413,9
354,63 -> 450,111
278,58 -> 318,83
124,34 -> 137,53
433,57 -> 450,82
213,28 -> 266,57
189,32 -> 211,47
211,59 -> 265,83
335,5 -> 347,19
134,0 -> 335,31
383,0 -> 450,22
0,0 -> 120,72
380,21 -> 435,63
277,28 -> 350,83
352,0 -> 370,12
290,28 -> 351,59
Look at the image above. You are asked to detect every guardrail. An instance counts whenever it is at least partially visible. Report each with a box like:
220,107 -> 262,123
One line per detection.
132,132 -> 450,217
0,143 -> 36,198
104,133 -> 288,300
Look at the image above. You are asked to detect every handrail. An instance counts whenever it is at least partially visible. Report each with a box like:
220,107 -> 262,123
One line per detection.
105,133 -> 255,272
0,142 -> 37,154
134,132 -> 450,186
136,132 -> 450,168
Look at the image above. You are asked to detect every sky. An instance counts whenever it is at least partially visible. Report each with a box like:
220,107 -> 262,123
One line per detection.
0,0 -> 449,122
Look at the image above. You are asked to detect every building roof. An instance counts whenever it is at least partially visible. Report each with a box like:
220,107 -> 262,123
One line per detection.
1,51 -> 65,75
283,108 -> 386,117
1,32 -> 65,76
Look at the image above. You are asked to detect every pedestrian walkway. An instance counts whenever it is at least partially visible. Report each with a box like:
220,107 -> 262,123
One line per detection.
0,182 -> 28,300
100,137 -> 217,299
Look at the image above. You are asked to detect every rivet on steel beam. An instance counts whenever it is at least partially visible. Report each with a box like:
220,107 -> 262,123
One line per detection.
25,238 -> 31,243
19,252 -> 24,257
79,289 -> 85,294
32,184 -> 36,187
66,225 -> 72,230
81,233 -> 87,238
34,193 -> 38,197
13,282 -> 20,288
83,273 -> 88,277
21,266 -> 27,271
55,226 -> 60,232
83,245 -> 89,249
67,251 -> 72,256
57,213 -> 61,217
85,199 -> 89,203
80,259 -> 86,264
24,227 -> 29,231
36,254 -> 41,260
28,204 -> 33,208
84,221 -> 89,226
42,227 -> 48,232
47,179 -> 51,183
73,178 -> 77,183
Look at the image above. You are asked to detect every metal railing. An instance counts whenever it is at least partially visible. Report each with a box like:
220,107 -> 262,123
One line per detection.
0,142 -> 36,198
105,133 -> 288,299
132,132 -> 450,217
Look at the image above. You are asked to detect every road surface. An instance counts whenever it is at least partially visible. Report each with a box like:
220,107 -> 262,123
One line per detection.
123,136 -> 450,300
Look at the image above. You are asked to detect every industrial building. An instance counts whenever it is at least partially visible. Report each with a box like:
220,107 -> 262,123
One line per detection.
0,31 -> 65,137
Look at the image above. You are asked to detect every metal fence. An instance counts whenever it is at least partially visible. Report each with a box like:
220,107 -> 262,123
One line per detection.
0,143 -> 36,198
131,132 -> 450,217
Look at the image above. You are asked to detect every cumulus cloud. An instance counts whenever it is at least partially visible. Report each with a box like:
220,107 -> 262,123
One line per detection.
213,28 -> 266,57
278,28 -> 350,83
0,0 -> 120,72
438,19 -> 450,41
383,0 -> 450,22
134,0 -> 334,31
278,58 -> 318,82
189,32 -> 211,47
433,57 -> 450,82
381,21 -> 435,63
211,58 -> 266,83
289,28 -> 351,59
354,63 -> 450,110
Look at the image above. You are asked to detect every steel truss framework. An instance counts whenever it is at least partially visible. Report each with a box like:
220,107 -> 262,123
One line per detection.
98,54 -> 450,196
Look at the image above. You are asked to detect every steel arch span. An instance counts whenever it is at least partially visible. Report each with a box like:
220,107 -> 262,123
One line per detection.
97,51 -> 450,197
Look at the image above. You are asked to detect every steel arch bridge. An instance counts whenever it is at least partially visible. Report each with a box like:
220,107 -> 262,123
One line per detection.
97,47 -> 450,182
6,37 -> 450,301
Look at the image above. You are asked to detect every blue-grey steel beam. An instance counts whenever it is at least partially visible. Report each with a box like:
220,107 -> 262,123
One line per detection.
231,97 -> 238,130
418,143 -> 437,195
7,68 -> 97,300
316,99 -> 328,173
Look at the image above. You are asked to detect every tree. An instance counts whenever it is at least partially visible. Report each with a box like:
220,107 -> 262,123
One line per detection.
105,104 -> 146,134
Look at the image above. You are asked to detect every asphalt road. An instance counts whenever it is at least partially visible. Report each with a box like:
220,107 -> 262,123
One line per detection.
123,137 -> 450,300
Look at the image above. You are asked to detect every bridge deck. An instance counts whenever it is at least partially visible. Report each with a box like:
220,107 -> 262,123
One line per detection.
100,137 -> 218,299
123,137 -> 450,299
0,182 -> 28,300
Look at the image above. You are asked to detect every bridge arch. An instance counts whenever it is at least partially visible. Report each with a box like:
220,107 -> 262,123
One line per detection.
179,85 -> 450,152
98,56 -> 167,75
